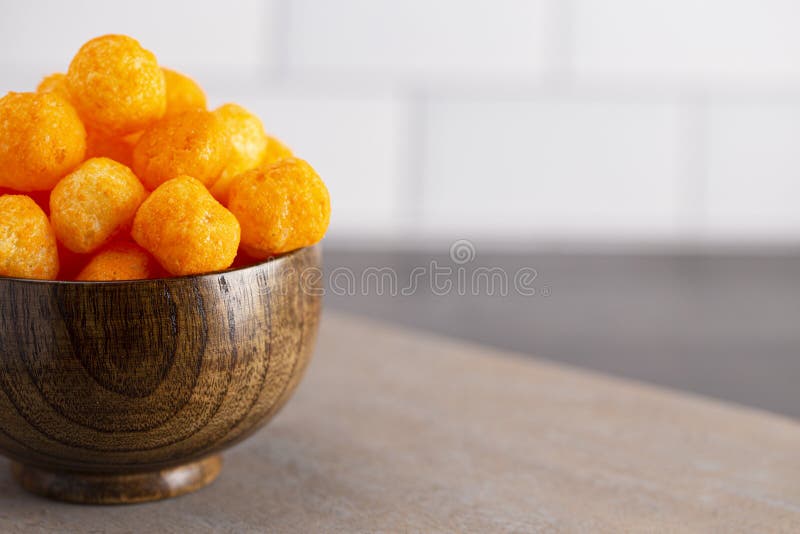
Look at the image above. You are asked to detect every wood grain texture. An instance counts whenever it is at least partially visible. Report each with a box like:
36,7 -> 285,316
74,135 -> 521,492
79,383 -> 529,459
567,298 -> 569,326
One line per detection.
11,455 -> 222,504
0,245 -> 321,504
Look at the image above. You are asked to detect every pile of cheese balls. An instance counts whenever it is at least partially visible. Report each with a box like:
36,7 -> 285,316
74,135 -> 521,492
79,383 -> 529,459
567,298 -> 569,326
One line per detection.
0,34 -> 330,281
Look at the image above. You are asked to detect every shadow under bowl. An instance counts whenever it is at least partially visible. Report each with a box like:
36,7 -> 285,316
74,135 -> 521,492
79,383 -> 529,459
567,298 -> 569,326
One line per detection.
0,245 -> 322,504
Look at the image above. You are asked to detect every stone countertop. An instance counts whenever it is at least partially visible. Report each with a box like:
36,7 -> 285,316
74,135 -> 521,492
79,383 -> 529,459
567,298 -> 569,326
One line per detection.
1,312 -> 799,532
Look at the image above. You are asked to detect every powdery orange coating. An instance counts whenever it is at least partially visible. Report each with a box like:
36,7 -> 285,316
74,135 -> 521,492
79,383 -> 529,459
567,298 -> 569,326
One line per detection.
163,68 -> 207,117
216,133 -> 293,204
0,92 -> 86,192
66,34 -> 166,135
262,134 -> 293,166
50,158 -> 147,254
132,110 -> 232,190
132,176 -> 240,276
209,104 -> 273,204
0,187 -> 51,214
36,73 -> 72,100
76,241 -> 156,281
215,104 -> 268,175
228,158 -> 330,258
85,127 -> 135,167
125,131 -> 143,145
35,76 -> 136,170
0,195 -> 59,279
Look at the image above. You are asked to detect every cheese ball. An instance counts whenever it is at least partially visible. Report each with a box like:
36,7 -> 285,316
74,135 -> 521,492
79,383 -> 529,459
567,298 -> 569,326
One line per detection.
85,127 -> 135,167
76,241 -> 156,281
0,187 -> 51,214
132,176 -> 240,276
36,72 -> 72,100
0,195 -> 59,279
0,92 -> 86,191
163,68 -> 207,117
263,134 -> 293,166
212,133 -> 293,205
50,158 -> 147,254
67,34 -> 166,135
208,104 -> 287,204
215,104 -> 268,176
228,158 -> 330,258
132,110 -> 231,190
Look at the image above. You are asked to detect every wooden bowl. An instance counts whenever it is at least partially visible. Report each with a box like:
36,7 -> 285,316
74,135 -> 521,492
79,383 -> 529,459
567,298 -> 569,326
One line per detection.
0,245 -> 322,504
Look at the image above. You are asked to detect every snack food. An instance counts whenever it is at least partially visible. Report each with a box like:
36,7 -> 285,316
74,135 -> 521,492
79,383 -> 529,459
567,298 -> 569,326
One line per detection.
0,92 -> 86,191
84,128 -> 137,167
50,158 -> 146,254
228,158 -> 330,258
76,241 -> 156,281
263,135 -> 294,166
163,68 -> 207,117
132,176 -> 240,276
1,33 -> 329,281
0,195 -> 59,279
36,72 -> 71,100
66,34 -> 166,135
209,104 -> 277,204
132,110 -> 231,190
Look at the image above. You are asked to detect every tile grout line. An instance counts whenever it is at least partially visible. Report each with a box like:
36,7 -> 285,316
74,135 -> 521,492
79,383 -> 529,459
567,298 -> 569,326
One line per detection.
395,91 -> 429,237
266,0 -> 293,83
543,0 -> 576,90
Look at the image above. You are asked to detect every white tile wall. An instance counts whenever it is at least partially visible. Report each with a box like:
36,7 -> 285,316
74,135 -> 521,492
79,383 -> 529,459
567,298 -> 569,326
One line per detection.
285,0 -> 552,82
422,97 -> 683,239
574,0 -> 800,86
706,102 -> 800,239
0,0 -> 275,73
1,0 -> 800,245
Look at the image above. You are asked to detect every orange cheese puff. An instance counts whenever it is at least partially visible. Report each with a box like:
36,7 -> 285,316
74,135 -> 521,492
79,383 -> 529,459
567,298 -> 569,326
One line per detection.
36,72 -> 72,100
35,79 -> 134,171
230,248 -> 261,270
228,158 -> 330,258
0,187 -> 51,215
163,68 -> 207,117
215,104 -> 268,175
125,131 -> 144,145
0,92 -> 86,192
262,134 -> 293,166
208,104 -> 271,204
85,128 -> 135,167
132,176 -> 240,276
76,241 -> 156,281
50,158 -> 146,254
66,34 -> 166,135
133,110 -> 231,190
210,104 -> 292,204
0,195 -> 59,279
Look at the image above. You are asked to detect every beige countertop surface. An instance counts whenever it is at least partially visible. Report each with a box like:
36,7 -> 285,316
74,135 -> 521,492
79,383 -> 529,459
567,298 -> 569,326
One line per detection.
1,311 -> 799,532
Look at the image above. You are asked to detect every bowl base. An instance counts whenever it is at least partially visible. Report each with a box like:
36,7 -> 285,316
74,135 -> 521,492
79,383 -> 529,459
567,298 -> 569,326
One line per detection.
10,455 -> 222,505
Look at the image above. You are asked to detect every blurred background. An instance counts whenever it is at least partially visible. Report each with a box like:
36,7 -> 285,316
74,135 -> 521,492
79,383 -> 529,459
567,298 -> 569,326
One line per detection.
2,0 -> 799,417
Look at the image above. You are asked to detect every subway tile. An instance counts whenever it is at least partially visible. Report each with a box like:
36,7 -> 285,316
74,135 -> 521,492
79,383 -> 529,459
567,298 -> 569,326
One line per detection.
0,0 -> 275,73
286,0 -> 551,82
574,0 -> 800,86
706,102 -> 800,239
421,97 -> 683,239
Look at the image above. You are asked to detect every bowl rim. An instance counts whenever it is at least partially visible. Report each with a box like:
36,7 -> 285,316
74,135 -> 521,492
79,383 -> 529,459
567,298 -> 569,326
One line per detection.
0,244 -> 319,286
